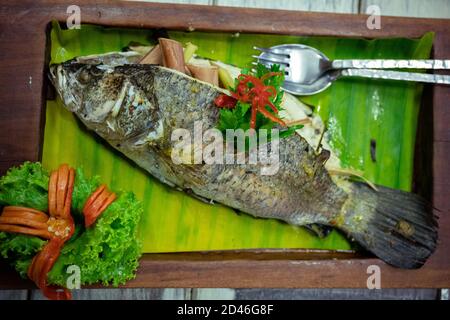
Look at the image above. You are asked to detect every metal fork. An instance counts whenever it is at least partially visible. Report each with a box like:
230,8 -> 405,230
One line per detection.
253,44 -> 450,95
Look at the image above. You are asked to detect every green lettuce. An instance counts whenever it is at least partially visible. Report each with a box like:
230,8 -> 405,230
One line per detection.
0,233 -> 45,278
0,162 -> 49,211
0,162 -> 142,286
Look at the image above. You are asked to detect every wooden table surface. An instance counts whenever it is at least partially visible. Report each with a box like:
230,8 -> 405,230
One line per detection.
1,0 -> 449,300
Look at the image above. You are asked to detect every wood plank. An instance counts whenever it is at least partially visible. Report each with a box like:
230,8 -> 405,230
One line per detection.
0,23 -> 47,173
162,288 -> 192,299
361,0 -> 450,19
432,33 -> 450,142
235,288 -> 439,300
4,250 -> 447,289
0,0 -> 449,289
25,288 -> 441,300
0,249 -> 361,289
1,1 -> 449,42
29,288 -> 165,300
123,256 -> 449,288
441,289 -> 449,300
215,0 -> 358,13
131,0 -> 359,12
30,287 -> 194,300
0,290 -> 28,300
131,0 -> 213,5
192,288 -> 236,300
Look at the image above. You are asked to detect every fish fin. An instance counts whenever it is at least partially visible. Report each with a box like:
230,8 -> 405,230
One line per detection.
304,224 -> 333,239
341,182 -> 438,269
183,188 -> 213,204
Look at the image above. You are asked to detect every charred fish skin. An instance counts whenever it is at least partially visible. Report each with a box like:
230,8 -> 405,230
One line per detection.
50,62 -> 437,269
51,63 -> 346,224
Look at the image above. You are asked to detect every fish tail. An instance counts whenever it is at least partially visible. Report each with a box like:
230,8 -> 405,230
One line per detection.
339,182 -> 438,269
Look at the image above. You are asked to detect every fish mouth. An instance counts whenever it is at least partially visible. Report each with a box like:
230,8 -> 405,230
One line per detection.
48,64 -> 80,113
48,64 -> 67,92
48,64 -> 58,89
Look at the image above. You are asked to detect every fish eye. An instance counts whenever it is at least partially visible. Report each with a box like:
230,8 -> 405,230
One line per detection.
90,66 -> 104,77
78,68 -> 91,84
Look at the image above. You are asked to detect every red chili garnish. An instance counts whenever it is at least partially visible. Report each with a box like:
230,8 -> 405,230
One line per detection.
214,94 -> 237,109
26,164 -> 76,300
214,72 -> 286,129
28,237 -> 72,300
82,184 -> 116,228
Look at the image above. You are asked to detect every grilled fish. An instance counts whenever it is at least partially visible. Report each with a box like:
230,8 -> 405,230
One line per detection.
49,60 -> 437,269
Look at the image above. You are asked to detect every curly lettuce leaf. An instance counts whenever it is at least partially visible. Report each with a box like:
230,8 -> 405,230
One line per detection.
0,161 -> 49,211
0,233 -> 45,277
0,162 -> 142,286
0,162 -> 49,276
48,192 -> 142,286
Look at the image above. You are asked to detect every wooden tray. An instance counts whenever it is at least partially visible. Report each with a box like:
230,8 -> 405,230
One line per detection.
0,0 -> 449,289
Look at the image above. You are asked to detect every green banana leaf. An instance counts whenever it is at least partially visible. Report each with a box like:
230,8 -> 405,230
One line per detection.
43,22 -> 433,253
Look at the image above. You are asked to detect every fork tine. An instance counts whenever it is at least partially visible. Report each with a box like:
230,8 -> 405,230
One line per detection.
252,55 -> 289,65
253,46 -> 290,57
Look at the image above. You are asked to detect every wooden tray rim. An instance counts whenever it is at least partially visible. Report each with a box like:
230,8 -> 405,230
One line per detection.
0,0 -> 449,289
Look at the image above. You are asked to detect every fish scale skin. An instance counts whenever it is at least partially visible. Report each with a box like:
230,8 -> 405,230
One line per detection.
52,63 -> 348,226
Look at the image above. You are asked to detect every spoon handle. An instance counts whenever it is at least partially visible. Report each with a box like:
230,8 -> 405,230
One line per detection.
340,69 -> 450,84
332,59 -> 450,70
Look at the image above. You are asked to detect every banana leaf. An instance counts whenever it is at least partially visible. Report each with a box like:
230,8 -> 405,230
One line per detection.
43,22 -> 433,253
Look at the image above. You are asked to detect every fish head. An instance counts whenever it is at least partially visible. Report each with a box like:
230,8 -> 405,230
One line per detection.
49,62 -> 163,144
49,63 -> 125,122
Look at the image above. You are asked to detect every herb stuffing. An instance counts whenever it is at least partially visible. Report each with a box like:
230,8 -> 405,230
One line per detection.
215,63 -> 302,138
